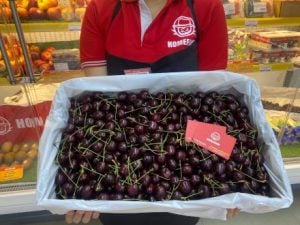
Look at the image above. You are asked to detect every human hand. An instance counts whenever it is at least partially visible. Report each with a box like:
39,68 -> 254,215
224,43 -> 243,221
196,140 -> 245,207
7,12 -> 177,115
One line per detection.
65,210 -> 100,224
227,208 -> 240,219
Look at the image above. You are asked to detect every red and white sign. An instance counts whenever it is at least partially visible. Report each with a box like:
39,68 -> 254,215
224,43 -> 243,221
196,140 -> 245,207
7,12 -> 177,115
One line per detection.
185,120 -> 236,160
0,101 -> 52,144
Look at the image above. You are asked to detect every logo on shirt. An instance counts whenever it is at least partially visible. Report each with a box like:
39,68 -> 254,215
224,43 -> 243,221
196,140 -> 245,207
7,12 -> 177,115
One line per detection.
172,16 -> 196,38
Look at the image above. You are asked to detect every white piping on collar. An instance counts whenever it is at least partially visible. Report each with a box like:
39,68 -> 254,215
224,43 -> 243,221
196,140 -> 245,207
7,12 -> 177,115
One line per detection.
139,0 -> 153,42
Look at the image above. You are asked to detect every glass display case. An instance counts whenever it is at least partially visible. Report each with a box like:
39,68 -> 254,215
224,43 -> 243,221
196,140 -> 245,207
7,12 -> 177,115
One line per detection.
0,0 -> 299,216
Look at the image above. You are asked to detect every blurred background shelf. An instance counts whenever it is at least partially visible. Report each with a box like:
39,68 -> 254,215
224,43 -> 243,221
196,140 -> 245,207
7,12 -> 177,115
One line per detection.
0,22 -> 81,32
227,17 -> 300,27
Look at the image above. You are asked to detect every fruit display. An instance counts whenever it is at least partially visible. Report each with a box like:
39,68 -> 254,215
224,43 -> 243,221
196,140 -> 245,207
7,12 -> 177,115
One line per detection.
0,0 -> 87,22
54,90 -> 270,201
0,0 -> 12,22
0,34 -> 24,77
0,141 -> 38,170
29,44 -> 55,73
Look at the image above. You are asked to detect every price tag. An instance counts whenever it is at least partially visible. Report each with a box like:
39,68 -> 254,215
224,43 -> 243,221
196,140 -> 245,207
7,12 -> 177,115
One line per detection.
223,3 -> 236,16
20,76 -> 32,83
0,165 -> 23,182
259,64 -> 272,72
253,2 -> 267,13
54,63 -> 70,71
245,20 -> 258,27
68,24 -> 81,31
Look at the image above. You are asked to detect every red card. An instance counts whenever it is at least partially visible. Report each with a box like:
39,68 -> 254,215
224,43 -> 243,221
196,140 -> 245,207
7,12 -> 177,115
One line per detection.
195,121 -> 227,135
185,120 -> 236,160
193,128 -> 236,160
185,120 -> 227,142
185,120 -> 199,142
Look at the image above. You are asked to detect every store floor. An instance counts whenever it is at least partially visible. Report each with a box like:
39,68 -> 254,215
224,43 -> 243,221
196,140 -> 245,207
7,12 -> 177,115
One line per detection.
1,184 -> 299,225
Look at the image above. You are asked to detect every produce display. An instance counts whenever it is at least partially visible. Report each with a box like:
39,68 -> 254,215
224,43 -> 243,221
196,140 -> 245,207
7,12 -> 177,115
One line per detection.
0,34 -> 24,77
54,90 -> 270,201
0,0 -> 88,22
0,141 -> 38,169
29,44 -> 55,73
0,141 -> 38,183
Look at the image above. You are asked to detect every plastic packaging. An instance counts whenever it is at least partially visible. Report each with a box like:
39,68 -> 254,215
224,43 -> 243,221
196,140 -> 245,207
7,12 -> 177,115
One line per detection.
243,0 -> 274,18
52,48 -> 80,71
222,0 -> 241,18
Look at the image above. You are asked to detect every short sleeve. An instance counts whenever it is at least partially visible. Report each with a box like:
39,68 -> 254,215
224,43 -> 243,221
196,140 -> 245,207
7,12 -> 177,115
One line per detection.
195,0 -> 228,71
80,0 -> 107,68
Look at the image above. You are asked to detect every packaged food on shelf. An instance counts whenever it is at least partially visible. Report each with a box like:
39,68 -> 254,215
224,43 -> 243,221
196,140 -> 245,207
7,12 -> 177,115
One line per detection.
0,100 -> 51,184
249,48 -> 299,63
248,30 -> 300,63
243,0 -> 274,18
222,0 -> 241,18
249,30 -> 300,51
52,48 -> 80,71
273,0 -> 300,17
37,72 -> 292,219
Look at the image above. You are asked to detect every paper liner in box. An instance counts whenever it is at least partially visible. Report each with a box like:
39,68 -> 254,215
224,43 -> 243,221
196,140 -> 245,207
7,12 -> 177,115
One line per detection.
36,71 -> 293,220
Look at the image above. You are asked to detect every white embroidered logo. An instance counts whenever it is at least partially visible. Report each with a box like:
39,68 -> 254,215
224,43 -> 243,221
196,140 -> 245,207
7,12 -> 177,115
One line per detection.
0,116 -> 12,135
172,16 -> 196,38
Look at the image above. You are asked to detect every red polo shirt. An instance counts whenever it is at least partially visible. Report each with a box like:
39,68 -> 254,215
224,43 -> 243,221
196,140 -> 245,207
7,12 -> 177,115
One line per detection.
80,0 -> 228,71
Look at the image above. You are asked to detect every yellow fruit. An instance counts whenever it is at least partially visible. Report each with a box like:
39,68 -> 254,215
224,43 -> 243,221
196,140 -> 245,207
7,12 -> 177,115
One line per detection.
22,158 -> 32,170
16,0 -> 29,9
12,144 -> 21,153
31,142 -> 38,150
1,141 -> 13,153
20,143 -> 30,152
4,152 -> 15,165
15,150 -> 27,162
27,148 -> 38,159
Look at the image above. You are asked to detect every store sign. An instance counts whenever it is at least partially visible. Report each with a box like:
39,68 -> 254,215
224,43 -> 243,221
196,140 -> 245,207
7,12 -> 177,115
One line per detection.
0,101 -> 52,143
0,116 -> 12,135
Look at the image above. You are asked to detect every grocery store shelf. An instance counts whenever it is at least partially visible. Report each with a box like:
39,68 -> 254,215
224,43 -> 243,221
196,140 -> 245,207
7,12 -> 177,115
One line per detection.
227,62 -> 294,73
0,70 -> 85,85
0,160 -> 299,215
227,17 -> 300,27
2,17 -> 300,33
0,22 -> 81,32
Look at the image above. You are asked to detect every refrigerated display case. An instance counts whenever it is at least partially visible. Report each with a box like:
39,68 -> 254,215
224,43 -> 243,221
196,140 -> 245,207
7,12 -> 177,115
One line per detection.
0,0 -> 299,217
